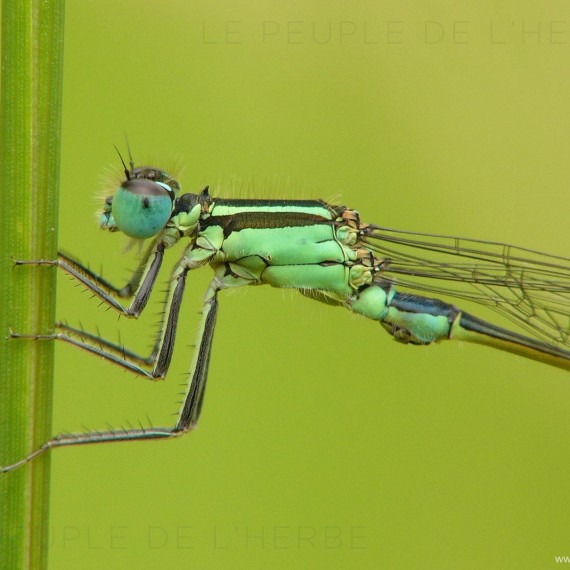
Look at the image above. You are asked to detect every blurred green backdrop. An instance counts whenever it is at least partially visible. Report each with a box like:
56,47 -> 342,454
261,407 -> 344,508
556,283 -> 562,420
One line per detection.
37,1 -> 570,568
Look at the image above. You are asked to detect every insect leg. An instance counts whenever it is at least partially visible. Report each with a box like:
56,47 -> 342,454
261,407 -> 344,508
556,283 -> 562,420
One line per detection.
1,272 -> 219,473
14,240 -> 164,317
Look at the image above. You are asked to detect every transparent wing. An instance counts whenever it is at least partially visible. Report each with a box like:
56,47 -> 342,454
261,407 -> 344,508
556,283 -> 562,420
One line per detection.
361,225 -> 570,348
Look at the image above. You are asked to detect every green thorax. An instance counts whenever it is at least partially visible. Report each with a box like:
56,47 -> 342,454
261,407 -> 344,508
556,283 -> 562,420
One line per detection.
195,198 -> 367,298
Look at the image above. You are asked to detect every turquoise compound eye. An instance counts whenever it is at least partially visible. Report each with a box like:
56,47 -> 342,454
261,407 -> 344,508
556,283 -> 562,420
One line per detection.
111,179 -> 175,239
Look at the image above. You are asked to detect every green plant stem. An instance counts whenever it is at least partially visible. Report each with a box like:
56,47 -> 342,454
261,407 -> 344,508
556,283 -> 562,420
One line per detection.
0,1 -> 65,568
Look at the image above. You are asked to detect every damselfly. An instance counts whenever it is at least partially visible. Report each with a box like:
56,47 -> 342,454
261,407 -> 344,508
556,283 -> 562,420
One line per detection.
3,157 -> 570,471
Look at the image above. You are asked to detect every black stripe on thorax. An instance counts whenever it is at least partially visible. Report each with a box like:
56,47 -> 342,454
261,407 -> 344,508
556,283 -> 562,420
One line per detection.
202,211 -> 332,237
214,198 -> 328,209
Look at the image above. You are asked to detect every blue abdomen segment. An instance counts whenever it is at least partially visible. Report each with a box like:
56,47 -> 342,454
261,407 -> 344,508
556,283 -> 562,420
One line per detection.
348,284 -> 455,344
383,293 -> 458,344
347,282 -> 570,369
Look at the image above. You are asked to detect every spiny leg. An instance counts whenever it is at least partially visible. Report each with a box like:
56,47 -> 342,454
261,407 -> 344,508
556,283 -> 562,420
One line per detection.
14,240 -> 165,317
48,322 -> 155,367
175,281 -> 219,430
11,256 -> 193,379
10,232 -> 220,377
1,279 -> 222,473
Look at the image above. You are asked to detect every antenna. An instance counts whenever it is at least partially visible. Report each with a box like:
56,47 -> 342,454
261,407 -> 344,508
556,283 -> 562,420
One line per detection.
114,145 -> 130,180
125,135 -> 135,173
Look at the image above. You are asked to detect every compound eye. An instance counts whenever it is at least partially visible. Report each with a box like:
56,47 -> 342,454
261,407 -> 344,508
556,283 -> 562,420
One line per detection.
111,179 -> 175,239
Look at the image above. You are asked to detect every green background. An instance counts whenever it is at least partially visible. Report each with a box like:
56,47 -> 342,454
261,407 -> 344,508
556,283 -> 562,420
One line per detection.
45,1 -> 570,568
